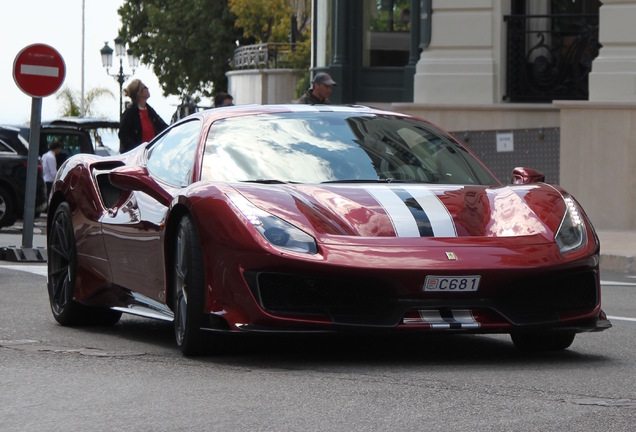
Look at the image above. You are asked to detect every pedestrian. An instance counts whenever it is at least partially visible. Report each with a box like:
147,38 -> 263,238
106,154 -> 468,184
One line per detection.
214,92 -> 234,107
297,72 -> 337,104
118,79 -> 168,154
42,140 -> 63,197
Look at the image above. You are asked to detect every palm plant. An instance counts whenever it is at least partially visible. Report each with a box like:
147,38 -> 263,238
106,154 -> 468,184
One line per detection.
56,86 -> 115,118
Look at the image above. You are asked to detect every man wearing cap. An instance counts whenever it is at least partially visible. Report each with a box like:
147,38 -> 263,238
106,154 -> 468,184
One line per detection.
297,72 -> 337,104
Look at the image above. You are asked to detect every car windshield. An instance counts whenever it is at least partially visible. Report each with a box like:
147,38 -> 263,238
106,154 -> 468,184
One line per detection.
201,112 -> 499,185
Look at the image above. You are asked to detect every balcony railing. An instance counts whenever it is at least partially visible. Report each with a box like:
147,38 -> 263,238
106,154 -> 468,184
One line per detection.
504,14 -> 600,102
233,43 -> 298,70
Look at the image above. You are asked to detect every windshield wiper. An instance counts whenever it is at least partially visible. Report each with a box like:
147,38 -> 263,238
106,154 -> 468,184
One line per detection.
321,178 -> 437,184
242,179 -> 295,184
321,178 -> 400,184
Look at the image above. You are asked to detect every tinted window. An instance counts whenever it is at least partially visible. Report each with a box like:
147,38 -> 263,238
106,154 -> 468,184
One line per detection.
40,130 -> 92,158
0,140 -> 14,153
147,120 -> 201,187
201,112 -> 498,185
0,130 -> 29,154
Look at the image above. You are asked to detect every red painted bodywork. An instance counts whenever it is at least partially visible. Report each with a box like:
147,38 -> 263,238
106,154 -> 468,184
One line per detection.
47,105 -> 608,336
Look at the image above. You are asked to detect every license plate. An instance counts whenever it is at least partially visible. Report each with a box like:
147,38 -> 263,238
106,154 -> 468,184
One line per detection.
424,276 -> 480,292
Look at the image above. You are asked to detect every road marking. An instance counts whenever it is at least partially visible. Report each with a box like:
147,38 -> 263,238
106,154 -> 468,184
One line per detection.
0,265 -> 47,277
607,315 -> 636,323
601,280 -> 636,287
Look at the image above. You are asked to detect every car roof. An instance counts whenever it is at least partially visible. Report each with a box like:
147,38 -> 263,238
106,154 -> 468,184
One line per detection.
43,117 -> 119,130
179,104 -> 410,128
0,125 -> 29,154
0,125 -> 22,133
199,103 -> 398,117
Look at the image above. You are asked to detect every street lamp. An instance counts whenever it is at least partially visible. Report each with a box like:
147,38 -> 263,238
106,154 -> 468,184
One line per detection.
100,36 -> 139,117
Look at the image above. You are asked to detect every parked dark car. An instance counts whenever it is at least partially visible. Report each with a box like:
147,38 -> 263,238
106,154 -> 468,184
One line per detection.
0,126 -> 48,228
17,117 -> 120,167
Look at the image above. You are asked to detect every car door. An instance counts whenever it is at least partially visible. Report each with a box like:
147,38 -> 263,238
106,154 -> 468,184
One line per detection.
101,119 -> 202,302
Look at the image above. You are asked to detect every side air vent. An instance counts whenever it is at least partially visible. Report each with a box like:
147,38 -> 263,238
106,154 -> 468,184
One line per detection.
92,163 -> 127,209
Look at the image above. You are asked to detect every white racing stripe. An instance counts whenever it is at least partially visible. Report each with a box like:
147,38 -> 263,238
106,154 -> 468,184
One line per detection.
404,309 -> 480,328
450,310 -> 480,329
402,186 -> 457,237
365,186 -> 420,237
416,310 -> 450,328
365,185 -> 456,237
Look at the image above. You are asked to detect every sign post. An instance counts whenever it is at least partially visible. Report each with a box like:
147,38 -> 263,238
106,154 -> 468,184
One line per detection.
9,44 -> 65,260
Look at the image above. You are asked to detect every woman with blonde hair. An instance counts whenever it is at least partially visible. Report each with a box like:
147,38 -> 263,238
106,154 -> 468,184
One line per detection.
118,79 -> 168,153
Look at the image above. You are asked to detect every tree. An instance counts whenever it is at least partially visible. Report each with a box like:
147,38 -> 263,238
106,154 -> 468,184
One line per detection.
229,0 -> 310,44
118,0 -> 244,98
229,0 -> 288,43
56,86 -> 114,118
229,0 -> 311,73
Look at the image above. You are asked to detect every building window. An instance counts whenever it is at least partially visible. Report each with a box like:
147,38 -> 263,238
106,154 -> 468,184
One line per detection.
505,0 -> 600,102
363,0 -> 411,67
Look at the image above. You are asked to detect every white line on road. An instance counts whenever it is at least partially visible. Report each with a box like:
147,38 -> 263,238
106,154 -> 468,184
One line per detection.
601,280 -> 636,287
0,265 -> 47,277
607,315 -> 636,323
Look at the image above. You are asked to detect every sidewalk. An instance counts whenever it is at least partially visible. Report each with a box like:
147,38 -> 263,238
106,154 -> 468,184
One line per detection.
0,220 -> 634,274
0,218 -> 47,261
597,230 -> 636,275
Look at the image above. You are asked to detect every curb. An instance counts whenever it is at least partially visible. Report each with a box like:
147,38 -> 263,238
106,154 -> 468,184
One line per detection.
0,246 -> 48,262
600,254 -> 636,275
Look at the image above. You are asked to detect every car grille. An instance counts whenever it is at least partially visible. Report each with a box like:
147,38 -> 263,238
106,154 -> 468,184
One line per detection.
246,270 -> 599,327
494,271 -> 599,324
250,272 -> 396,325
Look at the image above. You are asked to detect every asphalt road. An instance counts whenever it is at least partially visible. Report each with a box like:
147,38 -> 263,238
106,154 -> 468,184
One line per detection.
1,266 -> 635,431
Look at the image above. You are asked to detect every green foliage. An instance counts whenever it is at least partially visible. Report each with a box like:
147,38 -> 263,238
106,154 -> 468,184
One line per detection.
295,70 -> 311,99
229,0 -> 289,43
369,0 -> 411,32
229,0 -> 311,72
228,0 -> 309,43
118,0 -> 310,99
56,86 -> 114,118
287,37 -> 311,70
118,0 -> 244,97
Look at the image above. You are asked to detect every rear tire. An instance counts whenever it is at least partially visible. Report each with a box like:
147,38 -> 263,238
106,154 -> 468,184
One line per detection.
173,215 -> 207,356
47,202 -> 121,326
511,332 -> 576,351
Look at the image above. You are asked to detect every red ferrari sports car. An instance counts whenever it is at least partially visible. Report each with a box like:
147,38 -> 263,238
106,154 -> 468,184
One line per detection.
46,104 -> 610,355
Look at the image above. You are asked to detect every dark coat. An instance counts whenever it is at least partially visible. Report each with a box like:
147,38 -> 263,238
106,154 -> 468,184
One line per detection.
297,89 -> 329,105
118,103 -> 168,153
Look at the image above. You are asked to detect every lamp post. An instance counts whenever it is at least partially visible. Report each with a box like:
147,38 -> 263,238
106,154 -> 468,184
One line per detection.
100,36 -> 139,117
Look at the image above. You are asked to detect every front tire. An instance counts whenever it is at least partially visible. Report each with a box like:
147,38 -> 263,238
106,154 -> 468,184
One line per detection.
47,203 -> 121,326
511,332 -> 576,351
173,215 -> 207,356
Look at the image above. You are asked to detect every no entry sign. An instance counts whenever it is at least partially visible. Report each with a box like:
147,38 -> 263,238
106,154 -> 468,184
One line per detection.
13,43 -> 66,98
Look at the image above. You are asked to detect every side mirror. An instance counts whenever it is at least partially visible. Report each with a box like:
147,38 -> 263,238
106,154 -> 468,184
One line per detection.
109,165 -> 172,206
511,167 -> 545,184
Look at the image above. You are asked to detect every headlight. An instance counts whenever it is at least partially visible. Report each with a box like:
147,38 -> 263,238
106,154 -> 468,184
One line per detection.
555,196 -> 587,254
227,193 -> 318,254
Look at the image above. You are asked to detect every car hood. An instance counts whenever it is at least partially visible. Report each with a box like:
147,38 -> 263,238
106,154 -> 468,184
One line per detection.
227,183 -> 567,242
